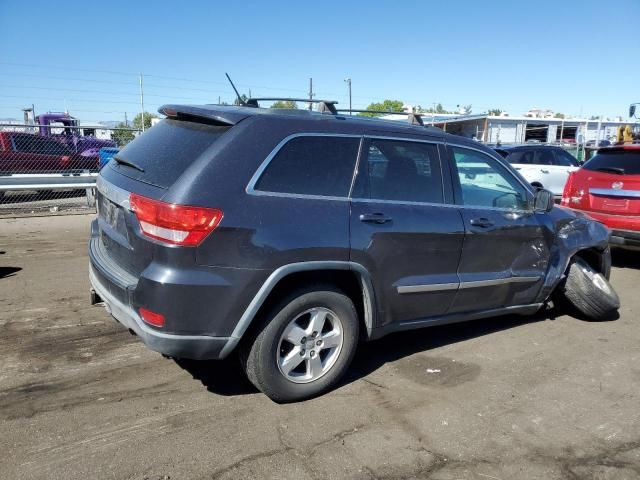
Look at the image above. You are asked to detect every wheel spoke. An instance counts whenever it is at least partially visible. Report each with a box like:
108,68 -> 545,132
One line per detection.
277,307 -> 344,384
280,346 -> 304,375
308,309 -> 328,335
307,354 -> 323,378
282,323 -> 306,345
321,330 -> 341,350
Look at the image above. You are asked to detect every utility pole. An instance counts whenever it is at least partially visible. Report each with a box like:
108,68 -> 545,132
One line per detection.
344,78 -> 352,115
124,112 -> 128,127
308,78 -> 314,111
139,73 -> 145,132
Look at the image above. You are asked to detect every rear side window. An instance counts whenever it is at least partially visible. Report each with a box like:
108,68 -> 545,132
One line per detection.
505,149 -> 554,165
583,150 -> 640,175
112,119 -> 230,188
553,149 -> 579,167
357,139 -> 444,204
254,136 -> 360,197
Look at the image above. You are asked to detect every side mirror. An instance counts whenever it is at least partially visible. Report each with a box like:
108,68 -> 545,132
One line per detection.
534,188 -> 554,213
630,105 -> 636,118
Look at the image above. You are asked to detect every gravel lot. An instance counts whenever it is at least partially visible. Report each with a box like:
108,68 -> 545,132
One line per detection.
1,214 -> 639,480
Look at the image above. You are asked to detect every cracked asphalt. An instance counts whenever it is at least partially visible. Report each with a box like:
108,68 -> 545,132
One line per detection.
1,214 -> 639,480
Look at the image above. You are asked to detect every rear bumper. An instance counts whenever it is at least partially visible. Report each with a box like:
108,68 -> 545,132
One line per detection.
569,209 -> 640,248
610,229 -> 640,249
90,265 -> 232,359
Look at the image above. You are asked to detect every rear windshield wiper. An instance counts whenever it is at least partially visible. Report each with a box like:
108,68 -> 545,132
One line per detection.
596,167 -> 625,175
114,156 -> 145,173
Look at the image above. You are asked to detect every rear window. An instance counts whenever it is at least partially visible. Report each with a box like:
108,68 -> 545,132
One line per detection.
583,150 -> 640,175
254,136 -> 360,197
111,119 -> 230,188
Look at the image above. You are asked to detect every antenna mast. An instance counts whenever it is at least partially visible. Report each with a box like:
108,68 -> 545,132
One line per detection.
225,73 -> 246,106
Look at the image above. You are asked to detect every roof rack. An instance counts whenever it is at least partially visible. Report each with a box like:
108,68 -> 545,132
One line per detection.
246,97 -> 339,114
335,109 -> 425,126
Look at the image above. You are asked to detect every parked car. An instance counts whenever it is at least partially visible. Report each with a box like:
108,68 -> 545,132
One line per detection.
0,132 -> 99,174
495,145 -> 580,198
89,103 -> 618,402
561,145 -> 640,250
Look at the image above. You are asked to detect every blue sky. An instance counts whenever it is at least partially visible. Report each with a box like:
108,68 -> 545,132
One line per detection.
0,0 -> 638,121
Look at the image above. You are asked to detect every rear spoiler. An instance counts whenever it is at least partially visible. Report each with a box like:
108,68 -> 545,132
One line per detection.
158,104 -> 251,126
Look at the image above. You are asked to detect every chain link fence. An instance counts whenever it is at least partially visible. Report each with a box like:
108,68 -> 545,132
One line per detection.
0,123 -> 140,217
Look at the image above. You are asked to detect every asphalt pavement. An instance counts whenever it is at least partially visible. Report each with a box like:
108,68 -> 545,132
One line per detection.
1,214 -> 638,479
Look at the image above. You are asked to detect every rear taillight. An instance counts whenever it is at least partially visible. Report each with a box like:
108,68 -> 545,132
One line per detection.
139,307 -> 165,327
560,172 -> 575,206
561,171 -> 586,208
129,193 -> 223,246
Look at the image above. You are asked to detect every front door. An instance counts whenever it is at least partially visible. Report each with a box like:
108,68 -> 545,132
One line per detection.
446,145 -> 550,313
350,137 -> 465,329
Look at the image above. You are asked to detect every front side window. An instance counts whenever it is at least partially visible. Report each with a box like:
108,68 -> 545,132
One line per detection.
255,135 -> 360,197
358,139 -> 444,204
452,146 -> 530,210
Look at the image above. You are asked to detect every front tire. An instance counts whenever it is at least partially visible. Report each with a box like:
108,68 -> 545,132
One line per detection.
241,285 -> 359,402
560,257 -> 620,320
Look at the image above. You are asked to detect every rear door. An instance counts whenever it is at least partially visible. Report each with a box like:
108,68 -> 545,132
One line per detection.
350,136 -> 464,329
446,145 -> 549,312
7,134 -> 73,173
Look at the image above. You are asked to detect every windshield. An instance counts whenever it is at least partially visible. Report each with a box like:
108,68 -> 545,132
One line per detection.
583,150 -> 640,175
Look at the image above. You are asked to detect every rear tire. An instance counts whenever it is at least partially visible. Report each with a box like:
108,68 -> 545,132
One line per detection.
560,257 -> 619,320
240,285 -> 359,403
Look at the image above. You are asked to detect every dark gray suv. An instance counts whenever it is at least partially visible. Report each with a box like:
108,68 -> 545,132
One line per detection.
89,103 -> 619,402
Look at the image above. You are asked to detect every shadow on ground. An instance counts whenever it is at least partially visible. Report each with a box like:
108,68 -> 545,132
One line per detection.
175,307 -> 559,398
0,266 -> 21,279
174,356 -> 258,396
612,248 -> 640,269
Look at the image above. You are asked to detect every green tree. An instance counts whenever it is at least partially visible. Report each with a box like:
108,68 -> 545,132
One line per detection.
111,122 -> 135,146
488,108 -> 503,116
422,103 -> 453,114
233,94 -> 248,106
270,100 -> 298,109
132,112 -> 158,130
359,99 -> 404,117
554,112 -> 566,119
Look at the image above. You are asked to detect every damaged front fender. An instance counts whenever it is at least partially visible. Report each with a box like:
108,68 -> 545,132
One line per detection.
537,207 -> 611,302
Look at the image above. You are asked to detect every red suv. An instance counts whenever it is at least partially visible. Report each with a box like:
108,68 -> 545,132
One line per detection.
562,145 -> 640,249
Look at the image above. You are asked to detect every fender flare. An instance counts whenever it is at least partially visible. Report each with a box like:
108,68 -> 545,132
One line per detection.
219,261 -> 377,358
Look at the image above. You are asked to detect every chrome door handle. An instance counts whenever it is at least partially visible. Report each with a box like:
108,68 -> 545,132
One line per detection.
359,213 -> 392,224
470,217 -> 494,228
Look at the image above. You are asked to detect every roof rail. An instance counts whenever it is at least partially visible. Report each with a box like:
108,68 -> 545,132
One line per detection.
335,109 -> 425,126
246,97 -> 338,114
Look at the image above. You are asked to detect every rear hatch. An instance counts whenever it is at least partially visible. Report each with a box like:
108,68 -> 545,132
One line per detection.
581,149 -> 640,215
95,118 -> 231,278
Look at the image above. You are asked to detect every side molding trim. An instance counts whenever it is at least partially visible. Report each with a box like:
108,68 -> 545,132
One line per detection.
396,276 -> 541,294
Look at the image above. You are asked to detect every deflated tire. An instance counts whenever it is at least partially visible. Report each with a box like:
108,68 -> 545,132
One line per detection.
560,257 -> 620,320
